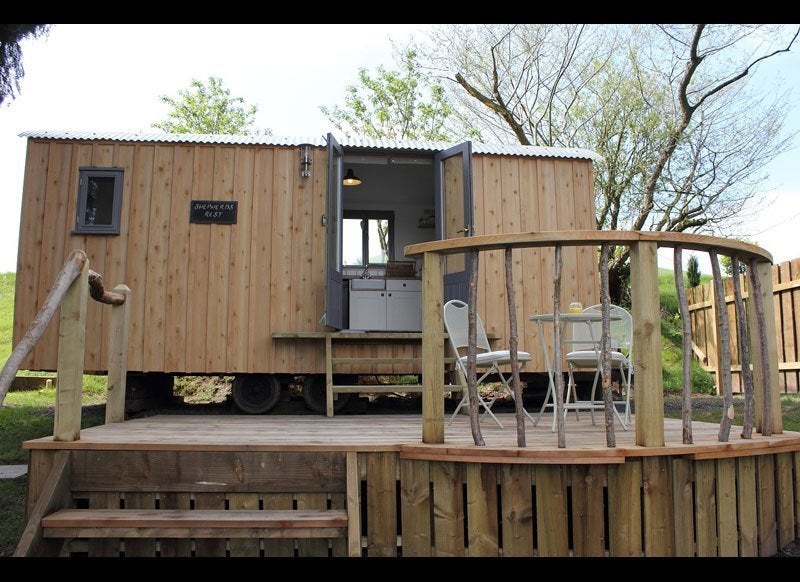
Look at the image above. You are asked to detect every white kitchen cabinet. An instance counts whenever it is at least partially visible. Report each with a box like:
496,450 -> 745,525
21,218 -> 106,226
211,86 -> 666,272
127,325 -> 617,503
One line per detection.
386,290 -> 422,331
349,279 -> 421,331
349,289 -> 387,330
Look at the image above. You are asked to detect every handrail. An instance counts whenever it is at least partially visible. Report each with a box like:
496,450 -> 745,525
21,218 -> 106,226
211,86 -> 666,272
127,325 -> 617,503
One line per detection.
0,250 -> 88,405
88,271 -> 127,305
0,249 -> 132,440
409,229 -> 780,448
404,230 -> 772,262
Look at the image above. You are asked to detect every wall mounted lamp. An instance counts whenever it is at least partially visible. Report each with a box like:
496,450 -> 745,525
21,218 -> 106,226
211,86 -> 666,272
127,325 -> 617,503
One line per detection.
299,144 -> 312,178
342,168 -> 361,186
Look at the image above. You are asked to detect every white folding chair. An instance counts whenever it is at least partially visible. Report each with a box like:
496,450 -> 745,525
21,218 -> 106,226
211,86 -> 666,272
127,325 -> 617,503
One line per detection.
565,304 -> 632,429
443,300 -> 534,428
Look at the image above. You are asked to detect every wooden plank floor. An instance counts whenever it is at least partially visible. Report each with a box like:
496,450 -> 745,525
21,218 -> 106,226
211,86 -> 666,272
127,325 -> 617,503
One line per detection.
23,414 -> 800,462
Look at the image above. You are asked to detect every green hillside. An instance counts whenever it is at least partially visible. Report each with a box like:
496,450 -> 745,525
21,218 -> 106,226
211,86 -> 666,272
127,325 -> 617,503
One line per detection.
0,273 -> 15,364
657,267 -> 715,393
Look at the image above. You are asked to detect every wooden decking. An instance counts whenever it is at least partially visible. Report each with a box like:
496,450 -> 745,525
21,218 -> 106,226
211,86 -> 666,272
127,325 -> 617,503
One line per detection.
24,413 -> 800,463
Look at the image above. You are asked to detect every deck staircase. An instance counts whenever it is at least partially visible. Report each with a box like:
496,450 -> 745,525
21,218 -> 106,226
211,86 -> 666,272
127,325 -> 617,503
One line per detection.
17,450 -> 361,557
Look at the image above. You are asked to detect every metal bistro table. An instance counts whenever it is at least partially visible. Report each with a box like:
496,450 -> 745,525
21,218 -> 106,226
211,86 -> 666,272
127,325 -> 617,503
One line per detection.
529,311 -> 622,431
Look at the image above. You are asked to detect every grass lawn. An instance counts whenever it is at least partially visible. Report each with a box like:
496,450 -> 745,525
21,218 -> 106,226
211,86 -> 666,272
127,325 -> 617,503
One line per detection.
0,478 -> 26,557
0,385 -> 106,556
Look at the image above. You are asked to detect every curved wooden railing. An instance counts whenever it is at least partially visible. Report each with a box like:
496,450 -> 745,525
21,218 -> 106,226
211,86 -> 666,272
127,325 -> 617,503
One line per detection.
405,230 -> 780,448
0,250 -> 131,440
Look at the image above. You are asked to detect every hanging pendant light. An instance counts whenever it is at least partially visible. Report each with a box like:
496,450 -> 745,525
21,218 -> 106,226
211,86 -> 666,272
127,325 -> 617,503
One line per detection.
342,168 -> 361,186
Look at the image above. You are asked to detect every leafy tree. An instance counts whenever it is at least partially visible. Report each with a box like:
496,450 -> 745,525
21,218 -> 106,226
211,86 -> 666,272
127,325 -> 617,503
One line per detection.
420,24 -> 798,301
0,24 -> 49,106
321,50 -> 452,140
687,255 -> 702,288
720,253 -> 749,277
153,76 -> 265,135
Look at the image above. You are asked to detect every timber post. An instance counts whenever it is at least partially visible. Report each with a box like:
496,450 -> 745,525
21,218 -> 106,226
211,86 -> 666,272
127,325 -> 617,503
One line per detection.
54,259 -> 90,442
748,259 -> 782,434
105,284 -> 132,424
630,241 -> 664,447
422,251 -> 445,444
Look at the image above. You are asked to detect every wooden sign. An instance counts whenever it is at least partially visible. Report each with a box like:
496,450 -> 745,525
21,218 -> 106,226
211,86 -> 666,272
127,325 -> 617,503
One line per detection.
190,200 -> 238,224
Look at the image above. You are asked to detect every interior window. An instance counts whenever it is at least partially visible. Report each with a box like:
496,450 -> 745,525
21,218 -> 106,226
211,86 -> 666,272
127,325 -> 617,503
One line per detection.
342,211 -> 393,266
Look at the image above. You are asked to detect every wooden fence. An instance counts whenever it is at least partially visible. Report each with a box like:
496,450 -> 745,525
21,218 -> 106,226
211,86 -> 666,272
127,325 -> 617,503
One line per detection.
688,258 -> 800,394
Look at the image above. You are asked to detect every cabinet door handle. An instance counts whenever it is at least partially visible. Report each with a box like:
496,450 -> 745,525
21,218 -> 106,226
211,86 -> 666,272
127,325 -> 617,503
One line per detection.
388,293 -> 392,297
381,292 -> 384,297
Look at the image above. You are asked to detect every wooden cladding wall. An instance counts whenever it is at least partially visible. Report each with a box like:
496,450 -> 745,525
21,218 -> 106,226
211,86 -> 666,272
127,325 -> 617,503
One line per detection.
13,139 -> 597,375
688,259 -> 800,393
14,140 -> 328,375
471,155 -> 598,374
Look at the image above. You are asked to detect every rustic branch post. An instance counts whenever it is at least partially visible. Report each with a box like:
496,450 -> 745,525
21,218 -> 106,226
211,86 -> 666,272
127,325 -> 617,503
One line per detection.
421,251 -> 445,444
0,250 -> 88,406
106,284 -> 131,424
54,258 -> 90,442
731,258 -> 754,438
673,246 -> 693,444
467,250 -> 485,446
554,245 -> 566,448
710,250 -> 734,442
599,244 -> 616,448
505,247 -> 526,447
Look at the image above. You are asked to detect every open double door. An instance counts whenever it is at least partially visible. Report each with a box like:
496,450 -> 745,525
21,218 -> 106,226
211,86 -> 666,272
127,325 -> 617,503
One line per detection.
325,134 -> 474,330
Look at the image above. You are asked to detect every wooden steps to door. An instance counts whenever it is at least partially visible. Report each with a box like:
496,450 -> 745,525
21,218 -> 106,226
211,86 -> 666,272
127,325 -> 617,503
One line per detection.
18,450 -> 362,557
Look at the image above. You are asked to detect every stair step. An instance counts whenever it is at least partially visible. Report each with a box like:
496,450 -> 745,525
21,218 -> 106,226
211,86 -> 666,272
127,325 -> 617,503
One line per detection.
43,509 -> 347,539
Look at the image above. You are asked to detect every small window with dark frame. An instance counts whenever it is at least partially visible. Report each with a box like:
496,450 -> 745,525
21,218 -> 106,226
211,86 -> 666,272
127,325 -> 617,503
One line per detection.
75,168 -> 124,234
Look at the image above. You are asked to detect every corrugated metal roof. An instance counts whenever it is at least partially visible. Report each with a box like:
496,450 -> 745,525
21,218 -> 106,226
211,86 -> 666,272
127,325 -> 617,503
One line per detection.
19,130 -> 602,161
18,129 -> 325,147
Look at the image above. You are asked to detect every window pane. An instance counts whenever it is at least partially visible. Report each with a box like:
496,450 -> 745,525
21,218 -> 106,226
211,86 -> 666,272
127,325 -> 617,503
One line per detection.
367,219 -> 389,264
342,218 -> 363,265
85,176 -> 116,226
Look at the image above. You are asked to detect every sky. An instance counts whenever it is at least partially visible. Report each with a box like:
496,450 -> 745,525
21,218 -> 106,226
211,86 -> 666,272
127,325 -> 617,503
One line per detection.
0,23 -> 798,275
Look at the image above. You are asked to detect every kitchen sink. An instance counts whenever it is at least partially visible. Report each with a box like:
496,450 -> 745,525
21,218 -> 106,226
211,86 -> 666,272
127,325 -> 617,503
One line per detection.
350,279 -> 385,290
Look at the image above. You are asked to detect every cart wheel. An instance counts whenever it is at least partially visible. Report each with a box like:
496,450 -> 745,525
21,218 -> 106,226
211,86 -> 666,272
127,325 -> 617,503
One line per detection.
302,375 -> 352,414
231,374 -> 282,414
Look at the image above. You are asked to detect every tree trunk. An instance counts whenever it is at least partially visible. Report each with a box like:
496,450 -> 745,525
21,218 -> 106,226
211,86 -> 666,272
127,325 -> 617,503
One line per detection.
710,251 -> 734,442
673,247 -> 693,444
731,258 -> 754,439
599,244 -> 616,448
607,257 -> 630,306
0,250 -> 88,406
505,248 -> 526,447
554,245 -> 566,448
467,250 -> 485,446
